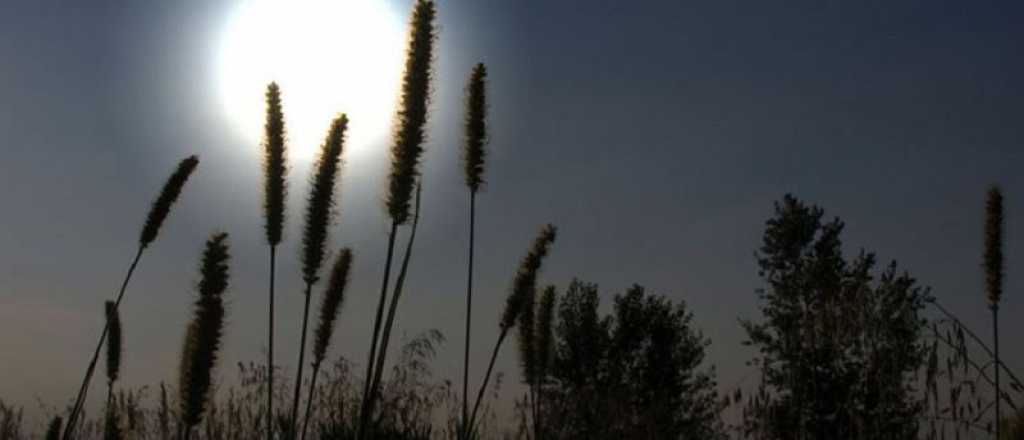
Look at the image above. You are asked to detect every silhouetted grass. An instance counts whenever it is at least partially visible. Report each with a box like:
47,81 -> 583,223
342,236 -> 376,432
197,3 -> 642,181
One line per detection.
460,62 -> 488,440
104,302 -> 121,390
102,301 -> 123,440
140,156 -> 200,248
533,285 -> 556,439
360,1 -> 437,438
262,81 -> 289,440
291,114 -> 348,438
385,0 -> 436,226
462,63 -> 488,193
469,224 -> 557,438
263,82 -> 288,248
515,268 -> 536,432
367,183 -> 422,426
15,1 -> 1020,438
302,249 -> 353,440
178,233 -> 231,440
65,155 -> 199,440
985,186 -> 1004,306
986,185 -> 1005,439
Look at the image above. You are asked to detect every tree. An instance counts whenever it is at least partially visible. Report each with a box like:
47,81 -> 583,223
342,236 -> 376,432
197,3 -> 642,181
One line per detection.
544,279 -> 724,439
741,194 -> 928,440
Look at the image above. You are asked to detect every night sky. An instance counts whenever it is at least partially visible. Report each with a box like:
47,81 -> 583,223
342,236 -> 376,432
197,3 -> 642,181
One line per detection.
1,0 -> 1022,428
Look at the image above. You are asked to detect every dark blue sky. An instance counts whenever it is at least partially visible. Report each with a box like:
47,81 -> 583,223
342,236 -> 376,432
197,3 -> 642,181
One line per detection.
1,0 -> 1021,428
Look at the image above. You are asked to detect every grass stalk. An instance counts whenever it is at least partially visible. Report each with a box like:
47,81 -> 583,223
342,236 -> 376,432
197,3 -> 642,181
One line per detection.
358,221 -> 398,438
268,245 -> 277,438
262,81 -> 288,440
300,250 -> 352,440
516,276 -> 537,437
289,115 -> 347,438
468,329 -> 508,439
461,62 -> 488,440
461,193 -> 476,440
985,185 -> 1004,439
290,285 -> 313,437
64,155 -> 199,440
359,2 -> 435,437
366,184 -> 422,427
468,225 -> 557,438
103,300 -> 122,440
300,368 -> 321,440
534,286 -> 556,440
178,233 -> 231,440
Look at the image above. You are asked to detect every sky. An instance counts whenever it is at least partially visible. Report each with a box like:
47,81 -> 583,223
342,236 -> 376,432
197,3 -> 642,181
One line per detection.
1,0 -> 1022,430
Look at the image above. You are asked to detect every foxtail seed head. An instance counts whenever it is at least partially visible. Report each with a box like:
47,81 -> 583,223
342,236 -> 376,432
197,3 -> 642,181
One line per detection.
140,156 -> 199,247
104,301 -> 122,385
501,224 -> 557,331
386,0 -> 436,224
263,82 -> 288,246
178,232 -> 231,430
985,185 -> 1004,306
301,115 -> 348,285
463,63 -> 488,192
313,248 -> 353,366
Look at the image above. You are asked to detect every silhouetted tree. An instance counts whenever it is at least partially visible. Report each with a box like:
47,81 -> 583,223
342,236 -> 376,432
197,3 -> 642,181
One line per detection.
544,279 -> 724,440
740,194 -> 928,440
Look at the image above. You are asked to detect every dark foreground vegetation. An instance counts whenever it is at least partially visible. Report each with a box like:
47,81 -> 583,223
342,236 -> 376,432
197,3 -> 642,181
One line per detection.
1,1 -> 1021,439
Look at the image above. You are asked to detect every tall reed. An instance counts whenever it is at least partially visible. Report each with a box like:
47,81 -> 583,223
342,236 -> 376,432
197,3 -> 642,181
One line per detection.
468,224 -> 557,438
301,249 -> 353,440
290,115 -> 348,438
262,81 -> 288,440
460,62 -> 488,440
985,185 -> 1004,439
178,233 -> 231,440
64,155 -> 199,440
359,1 -> 436,437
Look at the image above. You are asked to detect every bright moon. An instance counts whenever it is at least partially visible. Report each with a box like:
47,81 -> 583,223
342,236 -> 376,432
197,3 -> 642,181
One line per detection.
217,0 -> 405,160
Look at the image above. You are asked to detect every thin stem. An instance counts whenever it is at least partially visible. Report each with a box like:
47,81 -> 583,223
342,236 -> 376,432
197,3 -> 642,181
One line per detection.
469,329 -> 508,439
994,304 -> 1001,440
64,246 -> 144,440
924,331 -> 996,388
300,363 -> 321,440
289,284 -> 314,438
268,245 -> 276,440
462,192 -> 475,440
357,221 -> 399,440
367,188 -> 422,428
928,298 -> 1024,392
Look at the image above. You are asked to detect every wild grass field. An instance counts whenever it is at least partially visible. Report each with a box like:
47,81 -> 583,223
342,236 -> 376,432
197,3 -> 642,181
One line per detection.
1,1 -> 1021,439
